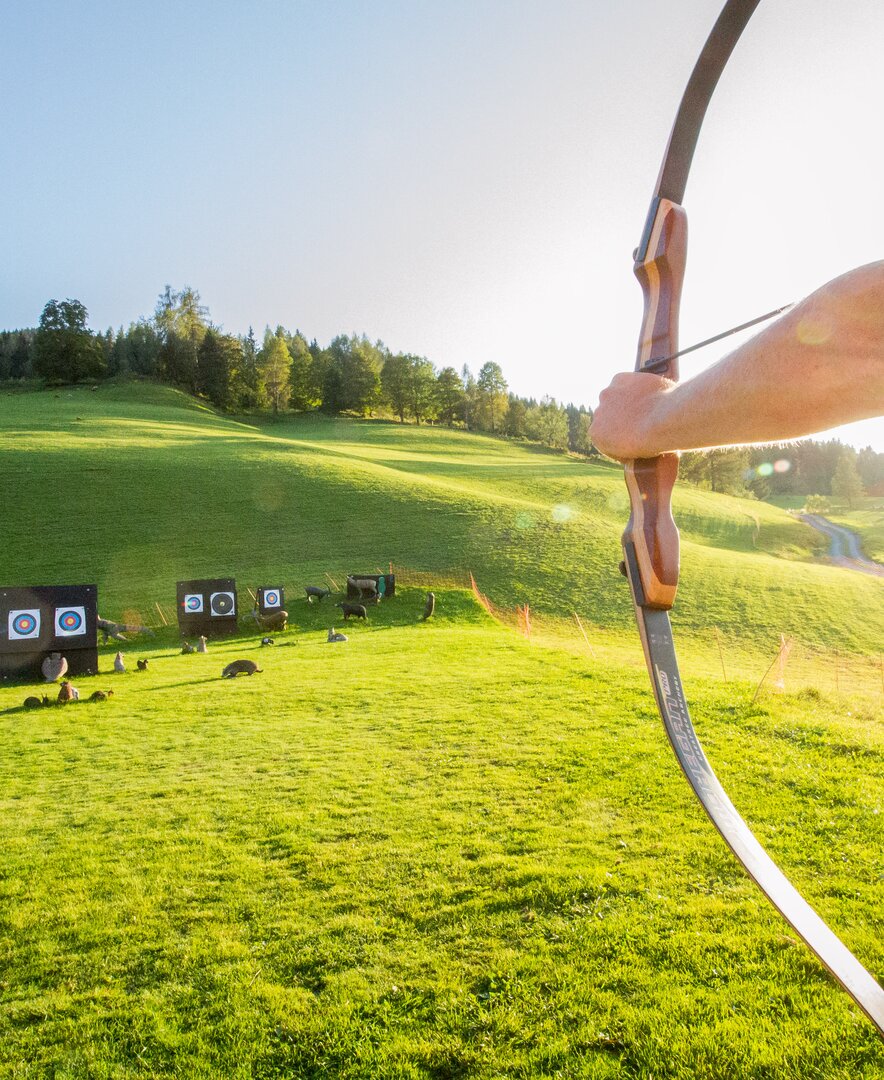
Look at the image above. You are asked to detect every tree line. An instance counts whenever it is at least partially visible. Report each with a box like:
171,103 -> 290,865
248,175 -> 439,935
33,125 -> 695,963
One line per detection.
0,289 -> 592,454
1,288 -> 881,501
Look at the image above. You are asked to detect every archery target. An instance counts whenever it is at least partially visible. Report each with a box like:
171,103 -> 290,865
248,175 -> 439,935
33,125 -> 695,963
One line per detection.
183,594 -> 204,613
262,589 -> 282,609
8,609 -> 41,640
55,606 -> 86,637
210,591 -> 235,616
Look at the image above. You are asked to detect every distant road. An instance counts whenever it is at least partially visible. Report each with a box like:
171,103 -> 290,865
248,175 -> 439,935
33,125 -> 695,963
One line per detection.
800,514 -> 884,578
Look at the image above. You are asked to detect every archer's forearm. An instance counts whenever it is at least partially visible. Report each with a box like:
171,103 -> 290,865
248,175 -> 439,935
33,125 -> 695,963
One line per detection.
593,261 -> 884,458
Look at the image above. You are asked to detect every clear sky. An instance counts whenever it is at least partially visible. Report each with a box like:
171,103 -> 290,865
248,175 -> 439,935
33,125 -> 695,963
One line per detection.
2,0 -> 882,450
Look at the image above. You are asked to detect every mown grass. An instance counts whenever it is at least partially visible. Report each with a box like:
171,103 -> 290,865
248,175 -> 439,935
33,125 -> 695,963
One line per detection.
0,383 -> 882,1077
0,600 -> 882,1078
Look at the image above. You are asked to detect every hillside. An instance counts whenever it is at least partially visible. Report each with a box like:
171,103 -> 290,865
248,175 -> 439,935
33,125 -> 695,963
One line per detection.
0,382 -> 880,655
0,382 -> 881,1075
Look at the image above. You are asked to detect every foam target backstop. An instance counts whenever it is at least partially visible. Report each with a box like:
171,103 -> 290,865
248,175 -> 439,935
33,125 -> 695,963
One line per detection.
0,584 -> 98,681
256,586 -> 285,615
177,579 -> 238,637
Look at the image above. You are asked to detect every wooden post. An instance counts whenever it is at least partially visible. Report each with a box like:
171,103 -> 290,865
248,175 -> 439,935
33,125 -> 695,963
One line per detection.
154,601 -> 168,626
573,612 -> 596,658
714,627 -> 728,682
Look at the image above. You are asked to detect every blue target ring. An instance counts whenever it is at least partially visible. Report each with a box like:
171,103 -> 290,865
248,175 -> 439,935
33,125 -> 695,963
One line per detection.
13,613 -> 37,635
265,591 -> 279,606
185,596 -> 203,611
59,609 -> 83,632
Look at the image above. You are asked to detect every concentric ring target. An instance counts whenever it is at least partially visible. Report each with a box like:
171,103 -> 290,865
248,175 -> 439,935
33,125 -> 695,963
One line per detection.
263,589 -> 281,609
210,591 -> 235,616
8,609 -> 41,640
55,606 -> 86,637
183,594 -> 204,613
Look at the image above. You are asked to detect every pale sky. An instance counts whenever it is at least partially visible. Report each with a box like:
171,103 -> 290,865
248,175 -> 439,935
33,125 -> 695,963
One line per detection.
2,0 -> 882,450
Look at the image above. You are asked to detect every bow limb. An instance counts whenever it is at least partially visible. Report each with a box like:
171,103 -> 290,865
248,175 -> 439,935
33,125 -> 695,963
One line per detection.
619,0 -> 884,1036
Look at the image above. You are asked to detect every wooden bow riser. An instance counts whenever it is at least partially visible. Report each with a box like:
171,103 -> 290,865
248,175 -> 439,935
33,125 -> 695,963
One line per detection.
623,198 -> 687,610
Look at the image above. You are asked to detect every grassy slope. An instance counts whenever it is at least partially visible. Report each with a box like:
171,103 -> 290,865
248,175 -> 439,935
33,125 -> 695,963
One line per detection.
0,384 -> 881,1077
1,383 -> 880,653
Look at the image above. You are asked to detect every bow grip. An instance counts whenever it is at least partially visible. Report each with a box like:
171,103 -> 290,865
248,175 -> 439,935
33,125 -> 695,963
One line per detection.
622,197 -> 687,610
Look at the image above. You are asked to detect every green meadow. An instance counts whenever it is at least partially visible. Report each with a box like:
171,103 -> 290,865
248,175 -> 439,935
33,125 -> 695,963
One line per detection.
0,383 -> 881,1078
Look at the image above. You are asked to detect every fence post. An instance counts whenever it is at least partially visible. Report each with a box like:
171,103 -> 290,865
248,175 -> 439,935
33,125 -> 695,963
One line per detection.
714,627 -> 728,682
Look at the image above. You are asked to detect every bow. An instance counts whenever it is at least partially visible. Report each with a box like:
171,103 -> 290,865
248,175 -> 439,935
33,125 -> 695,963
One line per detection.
621,0 -> 884,1035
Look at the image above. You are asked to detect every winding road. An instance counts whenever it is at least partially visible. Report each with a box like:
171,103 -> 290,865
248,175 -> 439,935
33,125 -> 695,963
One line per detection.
800,514 -> 884,578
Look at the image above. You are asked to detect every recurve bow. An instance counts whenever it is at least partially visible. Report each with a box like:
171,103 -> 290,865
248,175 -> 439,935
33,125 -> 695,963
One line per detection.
621,0 -> 884,1035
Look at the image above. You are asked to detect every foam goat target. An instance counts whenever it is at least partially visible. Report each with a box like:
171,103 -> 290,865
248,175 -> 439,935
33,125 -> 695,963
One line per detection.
0,584 -> 98,682
257,587 -> 284,614
177,579 -> 238,638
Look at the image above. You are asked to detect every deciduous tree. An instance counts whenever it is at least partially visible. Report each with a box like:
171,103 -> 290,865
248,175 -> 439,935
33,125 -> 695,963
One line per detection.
32,299 -> 106,384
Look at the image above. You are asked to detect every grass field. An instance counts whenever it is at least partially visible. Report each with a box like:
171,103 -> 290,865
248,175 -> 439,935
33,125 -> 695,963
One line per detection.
0,383 -> 882,1078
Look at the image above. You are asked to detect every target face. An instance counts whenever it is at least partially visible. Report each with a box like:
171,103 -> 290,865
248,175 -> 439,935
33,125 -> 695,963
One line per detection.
8,609 -> 41,640
183,594 -> 204,613
55,606 -> 86,637
210,591 -> 235,616
262,589 -> 282,609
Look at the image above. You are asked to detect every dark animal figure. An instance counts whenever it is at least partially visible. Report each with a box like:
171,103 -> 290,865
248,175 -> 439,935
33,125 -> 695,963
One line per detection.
422,592 -> 436,620
336,602 -> 367,621
23,695 -> 50,709
261,637 -> 275,646
327,628 -> 348,643
222,659 -> 263,678
97,617 -> 155,643
57,681 -> 78,703
137,659 -> 149,671
305,586 -> 331,602
181,641 -> 195,654
89,690 -> 114,701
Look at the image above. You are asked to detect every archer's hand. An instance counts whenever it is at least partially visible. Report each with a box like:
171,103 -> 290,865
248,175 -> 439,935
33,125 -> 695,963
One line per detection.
591,372 -> 677,460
